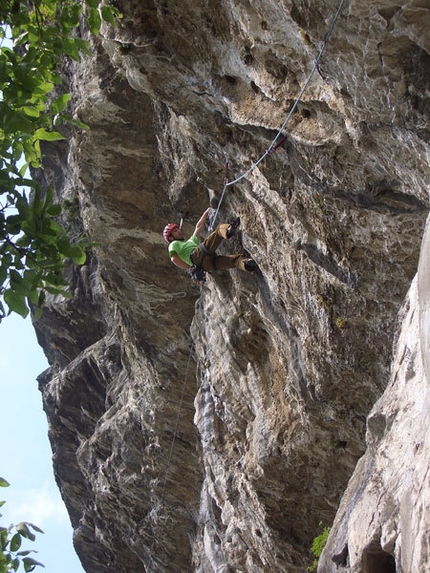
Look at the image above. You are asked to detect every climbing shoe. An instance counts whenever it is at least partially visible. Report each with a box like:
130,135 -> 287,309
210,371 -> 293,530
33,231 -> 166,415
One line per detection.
226,217 -> 241,238
244,258 -> 258,272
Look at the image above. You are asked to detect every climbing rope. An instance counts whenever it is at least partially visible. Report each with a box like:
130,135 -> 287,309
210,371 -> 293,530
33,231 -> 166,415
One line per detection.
149,343 -> 194,556
208,160 -> 229,231
210,0 -> 347,229
159,346 -> 192,500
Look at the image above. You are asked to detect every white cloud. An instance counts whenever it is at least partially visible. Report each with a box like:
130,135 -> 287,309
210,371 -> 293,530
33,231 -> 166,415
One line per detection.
5,486 -> 69,528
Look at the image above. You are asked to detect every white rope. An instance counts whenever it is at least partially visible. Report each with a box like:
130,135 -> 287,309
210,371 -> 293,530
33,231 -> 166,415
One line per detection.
149,344 -> 194,559
159,347 -> 193,500
211,0 -> 347,224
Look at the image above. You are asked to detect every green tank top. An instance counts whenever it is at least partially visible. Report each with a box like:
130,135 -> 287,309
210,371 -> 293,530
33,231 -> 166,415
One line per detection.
168,234 -> 199,265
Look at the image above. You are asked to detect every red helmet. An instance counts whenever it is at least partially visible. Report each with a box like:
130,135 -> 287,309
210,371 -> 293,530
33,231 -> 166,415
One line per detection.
163,223 -> 180,243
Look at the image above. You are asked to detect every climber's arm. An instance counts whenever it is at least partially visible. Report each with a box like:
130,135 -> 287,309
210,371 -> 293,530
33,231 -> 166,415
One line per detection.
193,208 -> 210,239
170,253 -> 191,270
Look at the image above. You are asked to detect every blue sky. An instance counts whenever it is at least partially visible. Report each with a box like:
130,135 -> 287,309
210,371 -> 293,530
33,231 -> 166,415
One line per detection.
0,313 -> 85,573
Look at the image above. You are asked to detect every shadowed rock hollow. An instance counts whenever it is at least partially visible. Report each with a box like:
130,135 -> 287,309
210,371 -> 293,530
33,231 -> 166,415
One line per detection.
33,1 -> 429,572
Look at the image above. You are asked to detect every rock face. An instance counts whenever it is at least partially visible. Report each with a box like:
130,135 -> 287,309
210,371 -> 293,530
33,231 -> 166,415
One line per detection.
33,1 -> 429,572
318,216 -> 430,573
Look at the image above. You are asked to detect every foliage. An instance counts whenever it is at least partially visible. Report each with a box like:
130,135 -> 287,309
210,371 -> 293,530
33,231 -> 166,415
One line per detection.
307,523 -> 331,572
0,478 -> 44,573
0,0 -> 120,321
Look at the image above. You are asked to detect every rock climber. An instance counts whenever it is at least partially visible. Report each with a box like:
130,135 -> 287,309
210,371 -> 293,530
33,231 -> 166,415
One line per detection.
163,208 -> 257,283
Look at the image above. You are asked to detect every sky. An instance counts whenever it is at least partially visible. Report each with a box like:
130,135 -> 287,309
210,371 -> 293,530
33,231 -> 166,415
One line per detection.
0,312 -> 85,573
1,24 -> 85,573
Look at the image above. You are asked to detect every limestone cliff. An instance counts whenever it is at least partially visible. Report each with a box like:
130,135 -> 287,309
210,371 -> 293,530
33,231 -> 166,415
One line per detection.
33,1 -> 429,572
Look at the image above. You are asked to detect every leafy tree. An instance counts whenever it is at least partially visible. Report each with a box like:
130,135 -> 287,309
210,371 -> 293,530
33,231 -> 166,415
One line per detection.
0,477 -> 44,573
0,0 -> 119,321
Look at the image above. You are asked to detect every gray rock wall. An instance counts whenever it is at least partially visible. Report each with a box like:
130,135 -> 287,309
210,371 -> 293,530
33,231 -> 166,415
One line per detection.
318,214 -> 430,572
34,0 -> 429,571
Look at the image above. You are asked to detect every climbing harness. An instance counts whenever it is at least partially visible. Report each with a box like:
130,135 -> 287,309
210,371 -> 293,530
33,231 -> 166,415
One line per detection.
209,0 -> 347,231
189,243 -> 217,284
190,264 -> 206,284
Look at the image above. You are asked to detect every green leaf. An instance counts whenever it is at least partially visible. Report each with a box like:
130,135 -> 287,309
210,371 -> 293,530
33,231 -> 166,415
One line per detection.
4,111 -> 34,135
23,556 -> 44,572
21,105 -> 43,118
44,285 -> 72,298
10,533 -> 22,553
26,289 -> 38,305
33,305 -> 43,321
9,269 -> 24,291
40,219 -> 63,241
67,3 -> 83,27
33,128 -> 64,142
69,244 -> 86,265
0,266 -> 7,289
3,290 -> 29,318
37,290 -> 46,307
19,162 -> 30,176
62,38 -> 79,61
56,113 -> 89,130
46,203 -> 61,216
21,219 -> 37,239
0,528 -> 8,552
85,0 -> 100,8
0,478 -> 10,488
5,214 -> 22,235
16,235 -> 31,248
33,81 -> 54,96
28,525 -> 44,535
16,550 -> 32,557
57,239 -> 86,265
101,6 -> 117,25
50,93 -> 71,114
13,65 -> 37,93
15,524 -> 35,542
72,38 -> 91,57
88,7 -> 102,35
15,195 -> 30,217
